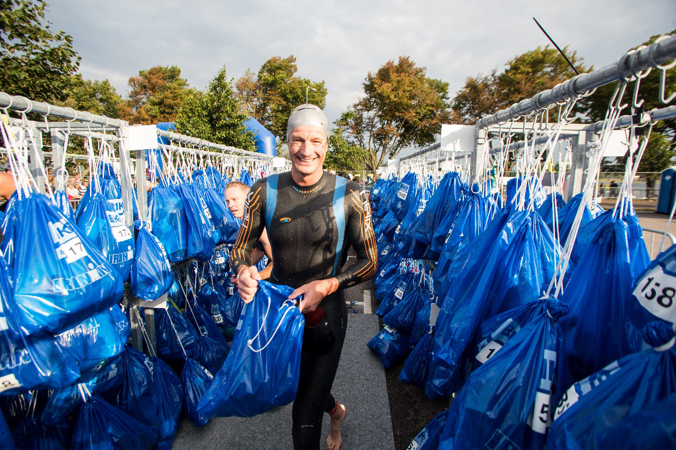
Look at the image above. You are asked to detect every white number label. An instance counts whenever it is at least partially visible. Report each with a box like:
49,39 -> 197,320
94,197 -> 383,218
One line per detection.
475,340 -> 503,364
394,288 -> 405,300
397,184 -> 409,200
529,390 -> 552,434
0,374 -> 20,393
56,237 -> 88,264
111,226 -> 132,243
633,265 -> 676,323
554,386 -> 580,420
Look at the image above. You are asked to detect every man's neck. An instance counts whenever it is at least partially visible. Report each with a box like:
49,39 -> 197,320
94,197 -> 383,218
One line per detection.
291,169 -> 323,187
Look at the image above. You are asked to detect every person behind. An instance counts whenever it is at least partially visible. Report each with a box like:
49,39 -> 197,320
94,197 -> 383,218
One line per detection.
225,180 -> 273,280
77,178 -> 88,196
0,172 -> 16,213
65,181 -> 80,200
231,104 -> 377,450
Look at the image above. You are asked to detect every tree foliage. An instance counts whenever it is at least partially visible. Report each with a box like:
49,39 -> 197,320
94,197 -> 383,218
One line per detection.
334,56 -> 452,172
326,117 -> 369,172
235,56 -> 327,144
452,46 -> 589,124
60,77 -> 124,118
0,0 -> 80,102
123,65 -> 192,125
175,67 -> 255,152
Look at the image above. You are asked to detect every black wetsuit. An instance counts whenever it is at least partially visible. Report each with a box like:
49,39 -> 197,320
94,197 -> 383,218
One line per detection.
231,171 -> 377,450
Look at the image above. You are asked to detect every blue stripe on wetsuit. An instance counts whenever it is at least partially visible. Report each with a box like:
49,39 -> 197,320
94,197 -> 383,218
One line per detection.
332,177 -> 346,276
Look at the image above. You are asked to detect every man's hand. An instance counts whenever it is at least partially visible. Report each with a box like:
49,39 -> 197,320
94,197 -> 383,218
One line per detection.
290,278 -> 339,313
235,266 -> 261,303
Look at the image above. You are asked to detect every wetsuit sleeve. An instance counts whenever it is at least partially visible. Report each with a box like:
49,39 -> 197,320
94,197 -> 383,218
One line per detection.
334,183 -> 378,289
230,180 -> 266,275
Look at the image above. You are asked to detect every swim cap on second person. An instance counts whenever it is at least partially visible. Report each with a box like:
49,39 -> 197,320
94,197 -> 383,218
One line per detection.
287,104 -> 329,141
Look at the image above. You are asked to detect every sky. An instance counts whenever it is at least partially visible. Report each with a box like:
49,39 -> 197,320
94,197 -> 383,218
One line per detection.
46,0 -> 675,133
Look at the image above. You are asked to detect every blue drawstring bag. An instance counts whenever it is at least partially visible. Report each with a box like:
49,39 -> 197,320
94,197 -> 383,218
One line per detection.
392,172 -> 420,221
408,410 -> 448,450
155,304 -> 199,364
383,284 -> 424,332
186,301 -> 229,347
561,208 -> 651,382
595,393 -> 676,449
203,189 -> 240,245
541,192 -> 592,246
41,354 -> 123,425
12,415 -> 71,450
536,192 -> 565,231
367,325 -> 414,369
130,220 -> 174,301
151,356 -> 184,450
0,410 -> 15,450
399,329 -> 434,387
409,299 -> 432,345
53,189 -> 75,222
240,169 -> 254,187
194,334 -> 229,376
178,184 -> 216,261
55,305 -> 130,377
197,282 -> 304,418
376,270 -> 415,318
0,256 -> 81,392
13,193 -> 124,335
547,322 -> 676,450
150,185 -> 188,263
106,347 -> 161,437
438,299 -> 570,450
76,191 -> 135,281
431,209 -> 564,397
71,394 -> 158,450
182,358 -> 213,427
472,299 -> 556,372
626,242 -> 676,334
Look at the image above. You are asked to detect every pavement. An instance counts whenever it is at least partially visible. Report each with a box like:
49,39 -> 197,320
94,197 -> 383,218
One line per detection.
172,281 -> 395,450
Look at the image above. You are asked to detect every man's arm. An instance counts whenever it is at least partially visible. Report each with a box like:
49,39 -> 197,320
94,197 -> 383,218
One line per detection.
230,181 -> 266,301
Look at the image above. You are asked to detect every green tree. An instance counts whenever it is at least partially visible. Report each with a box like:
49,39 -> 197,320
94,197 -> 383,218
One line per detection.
60,77 -> 124,118
0,0 -> 80,102
235,56 -> 327,145
336,57 -> 452,173
326,120 -> 369,172
175,67 -> 255,152
452,46 -> 589,125
124,65 -> 192,124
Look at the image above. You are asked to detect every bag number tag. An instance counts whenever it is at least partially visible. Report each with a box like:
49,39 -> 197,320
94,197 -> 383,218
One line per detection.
475,341 -> 503,364
0,374 -> 20,393
397,184 -> 409,200
633,265 -> 676,323
56,237 -> 88,264
111,226 -> 132,243
379,270 -> 386,278
394,287 -> 405,300
527,349 -> 556,434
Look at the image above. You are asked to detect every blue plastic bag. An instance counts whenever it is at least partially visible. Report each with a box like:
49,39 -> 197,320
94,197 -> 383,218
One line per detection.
595,393 -> 676,449
12,415 -> 71,450
391,172 -> 420,221
106,347 -> 161,436
431,209 -> 564,397
0,256 -> 81,392
383,283 -> 424,332
76,191 -> 135,281
367,325 -> 414,369
560,207 -> 651,382
150,356 -> 184,450
408,410 -> 448,450
71,394 -> 157,450
130,220 -> 174,301
438,299 -> 570,450
41,354 -> 123,425
0,410 -> 15,450
547,322 -> 676,450
541,192 -> 592,246
12,193 -> 124,335
181,358 -> 213,426
399,329 -> 433,387
52,189 -> 75,222
55,305 -> 130,376
203,188 -> 240,244
197,281 -> 304,418
155,304 -> 199,364
150,185 -> 188,263
178,184 -> 216,261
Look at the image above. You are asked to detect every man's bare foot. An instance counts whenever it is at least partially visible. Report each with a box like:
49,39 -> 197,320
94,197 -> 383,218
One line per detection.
326,403 -> 347,450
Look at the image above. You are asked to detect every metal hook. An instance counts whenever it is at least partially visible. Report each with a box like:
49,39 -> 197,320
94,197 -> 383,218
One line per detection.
648,35 -> 676,104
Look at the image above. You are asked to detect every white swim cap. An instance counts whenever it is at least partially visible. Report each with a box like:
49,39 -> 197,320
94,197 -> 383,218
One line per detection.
286,104 -> 329,141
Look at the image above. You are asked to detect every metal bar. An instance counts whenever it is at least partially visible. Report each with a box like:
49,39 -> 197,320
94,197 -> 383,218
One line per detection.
0,91 -> 125,128
157,129 -> 272,159
477,34 -> 676,129
399,142 -> 440,162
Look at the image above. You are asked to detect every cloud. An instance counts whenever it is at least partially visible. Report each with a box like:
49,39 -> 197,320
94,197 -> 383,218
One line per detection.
46,0 -> 676,129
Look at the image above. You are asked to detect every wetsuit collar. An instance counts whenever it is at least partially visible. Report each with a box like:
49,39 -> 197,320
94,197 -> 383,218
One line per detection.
292,170 -> 329,194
